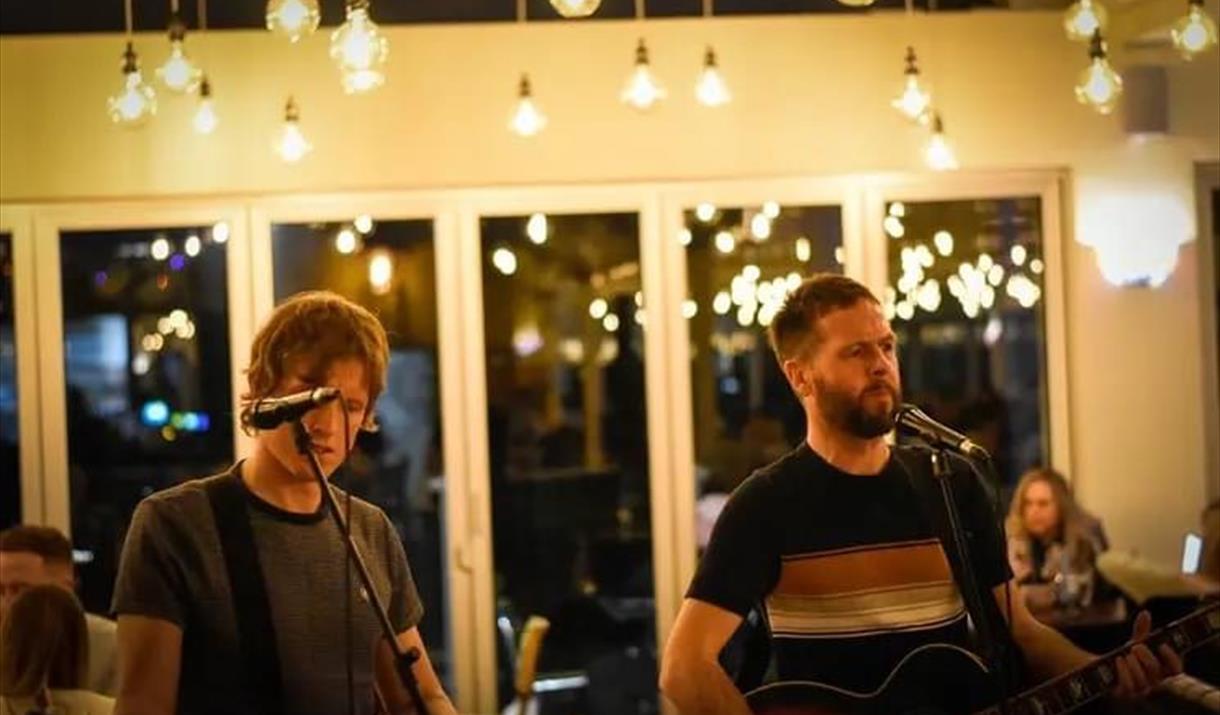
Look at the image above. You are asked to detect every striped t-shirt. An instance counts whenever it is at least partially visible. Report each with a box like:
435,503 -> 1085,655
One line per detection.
688,442 -> 1011,695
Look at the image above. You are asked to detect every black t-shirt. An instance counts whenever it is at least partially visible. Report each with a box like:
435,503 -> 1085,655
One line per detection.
688,442 -> 1011,694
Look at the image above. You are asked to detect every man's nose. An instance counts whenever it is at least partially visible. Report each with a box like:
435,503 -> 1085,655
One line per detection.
303,401 -> 340,434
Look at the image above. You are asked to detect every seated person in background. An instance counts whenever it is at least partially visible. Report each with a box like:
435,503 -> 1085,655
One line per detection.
0,525 -> 117,695
1006,468 -> 1109,608
0,584 -> 115,715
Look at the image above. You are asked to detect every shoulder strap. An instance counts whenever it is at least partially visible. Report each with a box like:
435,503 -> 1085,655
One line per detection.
203,471 -> 285,715
891,448 -> 1020,684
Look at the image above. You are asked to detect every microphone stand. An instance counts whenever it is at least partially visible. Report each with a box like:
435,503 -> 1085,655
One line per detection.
292,420 -> 431,715
929,447 -> 1013,714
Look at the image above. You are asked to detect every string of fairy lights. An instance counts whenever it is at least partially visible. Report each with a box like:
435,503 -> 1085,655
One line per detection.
106,0 -> 1218,168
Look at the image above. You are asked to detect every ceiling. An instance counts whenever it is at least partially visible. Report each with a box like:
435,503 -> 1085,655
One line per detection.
1,0 -> 1002,36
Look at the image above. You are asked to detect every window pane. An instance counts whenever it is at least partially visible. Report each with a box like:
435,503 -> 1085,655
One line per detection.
1,233 -> 18,529
270,218 -> 452,687
61,226 -> 234,612
684,205 -> 843,544
480,213 -> 657,714
882,198 -> 1048,487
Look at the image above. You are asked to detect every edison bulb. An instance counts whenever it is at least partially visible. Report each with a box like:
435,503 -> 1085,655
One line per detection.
157,39 -> 202,93
108,44 -> 157,126
621,39 -> 666,111
549,0 -> 601,17
274,98 -> 312,163
1075,56 -> 1123,114
924,116 -> 959,171
892,47 -> 932,123
192,78 -> 217,135
1171,0 -> 1218,58
695,47 -> 731,107
266,0 -> 320,42
509,75 -> 547,137
331,2 -> 388,94
893,75 -> 932,122
1064,0 -> 1108,42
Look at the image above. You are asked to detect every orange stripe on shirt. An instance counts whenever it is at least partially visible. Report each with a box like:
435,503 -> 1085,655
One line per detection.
773,539 -> 955,596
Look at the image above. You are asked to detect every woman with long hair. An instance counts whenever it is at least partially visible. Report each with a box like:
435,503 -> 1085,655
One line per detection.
1006,468 -> 1108,605
0,584 -> 113,715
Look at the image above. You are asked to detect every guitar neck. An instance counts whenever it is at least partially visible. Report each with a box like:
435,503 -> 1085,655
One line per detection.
974,601 -> 1220,715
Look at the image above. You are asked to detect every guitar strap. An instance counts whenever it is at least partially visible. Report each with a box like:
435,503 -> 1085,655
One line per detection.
892,446 -> 1025,694
203,468 -> 286,715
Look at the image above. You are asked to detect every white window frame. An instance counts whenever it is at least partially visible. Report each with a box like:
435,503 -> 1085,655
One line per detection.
861,170 -> 1073,480
1196,162 -> 1220,505
0,205 -> 41,524
30,201 -> 253,533
457,184 -> 671,715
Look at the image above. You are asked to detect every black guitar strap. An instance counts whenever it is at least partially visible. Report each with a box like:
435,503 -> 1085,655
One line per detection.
892,447 -> 1024,694
203,469 -> 286,715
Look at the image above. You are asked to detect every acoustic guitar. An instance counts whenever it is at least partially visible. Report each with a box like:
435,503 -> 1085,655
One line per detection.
746,600 -> 1220,715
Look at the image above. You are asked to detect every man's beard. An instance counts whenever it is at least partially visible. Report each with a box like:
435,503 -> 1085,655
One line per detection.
814,377 -> 901,439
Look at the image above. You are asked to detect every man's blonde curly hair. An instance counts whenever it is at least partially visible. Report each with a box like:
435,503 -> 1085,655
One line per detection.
240,290 -> 388,434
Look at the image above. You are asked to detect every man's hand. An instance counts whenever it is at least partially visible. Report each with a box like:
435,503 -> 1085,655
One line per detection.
1112,610 -> 1184,699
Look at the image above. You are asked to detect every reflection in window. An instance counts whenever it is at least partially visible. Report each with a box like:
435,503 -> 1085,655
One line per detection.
684,204 -> 843,549
882,198 -> 1048,487
271,218 -> 451,687
61,226 -> 234,612
481,213 -> 657,714
1,234 -> 17,528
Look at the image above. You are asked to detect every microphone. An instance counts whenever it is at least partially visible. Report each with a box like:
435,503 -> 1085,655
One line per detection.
247,387 -> 340,430
895,403 -> 990,460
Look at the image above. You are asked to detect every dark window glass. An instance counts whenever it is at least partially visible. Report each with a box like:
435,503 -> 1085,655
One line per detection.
682,204 -> 843,549
883,198 -> 1048,487
0,233 -> 18,528
481,212 -> 657,714
61,225 -> 234,612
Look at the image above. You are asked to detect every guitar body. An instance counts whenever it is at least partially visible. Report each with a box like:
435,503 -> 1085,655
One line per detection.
745,601 -> 1220,715
745,643 -> 1000,715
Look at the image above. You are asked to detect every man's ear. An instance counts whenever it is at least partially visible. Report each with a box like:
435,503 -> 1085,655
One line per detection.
783,359 -> 812,400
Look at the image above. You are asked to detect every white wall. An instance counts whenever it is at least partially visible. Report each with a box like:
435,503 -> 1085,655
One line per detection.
2,11 -> 1218,564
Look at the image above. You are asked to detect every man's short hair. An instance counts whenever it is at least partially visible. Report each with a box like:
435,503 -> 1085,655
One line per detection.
240,290 -> 389,433
0,525 -> 73,566
767,274 -> 880,362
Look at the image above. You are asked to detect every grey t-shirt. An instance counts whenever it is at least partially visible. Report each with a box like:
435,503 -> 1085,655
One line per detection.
112,465 -> 423,715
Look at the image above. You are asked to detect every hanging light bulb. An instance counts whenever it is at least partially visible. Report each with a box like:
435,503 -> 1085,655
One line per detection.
509,74 -> 547,137
157,14 -> 203,93
1075,30 -> 1123,115
108,42 -> 157,126
330,0 -> 389,94
192,76 -> 218,134
891,47 -> 932,123
549,0 -> 601,17
1172,0 -> 1218,58
695,46 -> 731,107
274,96 -> 312,162
265,0 -> 320,42
621,38 -> 667,111
924,113 -> 959,171
1063,0 -> 1108,43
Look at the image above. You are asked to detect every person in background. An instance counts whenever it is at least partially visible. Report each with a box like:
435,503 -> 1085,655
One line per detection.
1005,468 -> 1109,607
0,525 -> 117,695
0,584 -> 115,715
